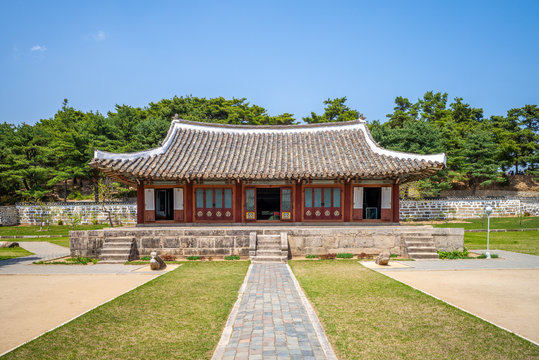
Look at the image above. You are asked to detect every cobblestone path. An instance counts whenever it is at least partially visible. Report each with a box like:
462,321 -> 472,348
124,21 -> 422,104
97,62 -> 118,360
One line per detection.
214,263 -> 336,360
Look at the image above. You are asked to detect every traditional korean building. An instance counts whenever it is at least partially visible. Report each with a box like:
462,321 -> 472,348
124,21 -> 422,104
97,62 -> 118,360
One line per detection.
90,117 -> 445,225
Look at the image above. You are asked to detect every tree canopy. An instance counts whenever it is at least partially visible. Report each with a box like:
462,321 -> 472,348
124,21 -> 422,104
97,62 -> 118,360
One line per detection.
0,93 -> 536,203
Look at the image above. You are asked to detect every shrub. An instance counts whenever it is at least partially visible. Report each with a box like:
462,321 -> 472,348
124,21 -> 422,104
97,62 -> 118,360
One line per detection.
336,253 -> 353,259
438,249 -> 470,260
390,253 -> 398,258
140,256 -> 151,261
186,256 -> 200,261
57,219 -> 64,226
224,255 -> 240,260
305,254 -> 319,259
319,253 -> 336,260
491,254 -> 499,258
478,253 -> 499,259
358,252 -> 368,259
161,254 -> 176,261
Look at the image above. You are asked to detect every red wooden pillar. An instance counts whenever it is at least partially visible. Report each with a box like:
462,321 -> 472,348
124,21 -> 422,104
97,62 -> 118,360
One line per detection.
392,183 -> 400,223
294,182 -> 302,222
343,182 -> 351,222
234,181 -> 242,223
185,182 -> 193,223
136,183 -> 144,224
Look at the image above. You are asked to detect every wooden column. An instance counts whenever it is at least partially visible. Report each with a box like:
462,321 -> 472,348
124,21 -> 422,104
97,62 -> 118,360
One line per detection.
136,183 -> 144,224
343,182 -> 352,222
185,182 -> 193,223
294,182 -> 302,222
392,183 -> 400,223
234,181 -> 243,223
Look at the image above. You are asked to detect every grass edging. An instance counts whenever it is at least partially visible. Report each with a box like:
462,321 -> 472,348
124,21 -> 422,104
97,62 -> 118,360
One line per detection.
370,264 -> 539,347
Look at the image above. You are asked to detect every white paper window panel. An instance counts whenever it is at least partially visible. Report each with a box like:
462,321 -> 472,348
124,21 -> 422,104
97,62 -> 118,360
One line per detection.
381,187 -> 392,209
353,187 -> 363,209
144,189 -> 155,210
174,188 -> 184,210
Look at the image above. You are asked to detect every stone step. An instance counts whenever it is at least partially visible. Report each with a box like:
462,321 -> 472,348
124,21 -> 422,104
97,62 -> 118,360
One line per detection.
403,236 -> 432,241
257,235 -> 280,241
257,243 -> 281,249
256,249 -> 282,257
252,256 -> 286,263
102,242 -> 133,247
407,246 -> 437,253
408,252 -> 439,259
100,248 -> 132,254
103,237 -> 135,244
405,241 -> 435,247
99,254 -> 130,261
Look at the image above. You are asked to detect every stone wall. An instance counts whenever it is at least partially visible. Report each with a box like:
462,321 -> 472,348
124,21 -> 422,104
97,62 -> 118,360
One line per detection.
70,226 -> 463,259
15,203 -> 136,226
70,227 -> 250,258
0,206 -> 19,226
400,198 -> 539,220
8,197 -> 539,226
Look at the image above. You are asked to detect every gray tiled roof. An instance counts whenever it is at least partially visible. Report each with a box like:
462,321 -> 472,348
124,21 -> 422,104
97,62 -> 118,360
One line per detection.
90,119 -> 445,185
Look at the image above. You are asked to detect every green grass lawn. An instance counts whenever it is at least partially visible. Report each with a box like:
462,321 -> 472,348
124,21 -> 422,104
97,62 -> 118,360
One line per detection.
429,216 -> 539,230
0,224 -> 110,237
0,246 -> 34,261
1,261 -> 249,360
465,231 -> 539,256
290,260 -> 538,360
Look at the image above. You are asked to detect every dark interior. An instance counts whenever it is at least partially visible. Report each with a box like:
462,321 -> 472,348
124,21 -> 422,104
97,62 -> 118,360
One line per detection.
256,188 -> 281,220
155,188 -> 173,220
363,187 -> 381,219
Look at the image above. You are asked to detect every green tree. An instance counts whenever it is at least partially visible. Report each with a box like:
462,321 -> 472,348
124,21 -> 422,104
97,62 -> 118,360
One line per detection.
303,97 -> 359,123
461,131 -> 501,195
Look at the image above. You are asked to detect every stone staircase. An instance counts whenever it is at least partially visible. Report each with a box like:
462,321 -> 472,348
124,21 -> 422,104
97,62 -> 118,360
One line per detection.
99,236 -> 136,264
403,233 -> 439,260
250,232 -> 289,263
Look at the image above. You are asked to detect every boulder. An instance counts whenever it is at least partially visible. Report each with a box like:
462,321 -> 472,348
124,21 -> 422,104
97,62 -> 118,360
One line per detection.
375,251 -> 390,265
149,251 -> 167,270
0,241 -> 19,248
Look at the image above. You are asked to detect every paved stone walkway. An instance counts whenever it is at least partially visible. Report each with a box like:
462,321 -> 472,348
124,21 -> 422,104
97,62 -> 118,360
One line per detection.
214,263 -> 336,360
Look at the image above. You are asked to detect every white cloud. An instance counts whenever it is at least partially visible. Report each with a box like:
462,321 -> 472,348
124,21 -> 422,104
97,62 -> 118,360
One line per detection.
30,45 -> 47,52
94,30 -> 105,41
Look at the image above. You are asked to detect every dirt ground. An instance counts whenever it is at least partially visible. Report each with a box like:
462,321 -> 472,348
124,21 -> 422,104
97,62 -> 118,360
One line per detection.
0,273 -> 160,354
378,269 -> 539,344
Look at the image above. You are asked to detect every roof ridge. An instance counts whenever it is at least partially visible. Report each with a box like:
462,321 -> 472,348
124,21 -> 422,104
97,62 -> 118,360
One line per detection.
171,117 -> 367,130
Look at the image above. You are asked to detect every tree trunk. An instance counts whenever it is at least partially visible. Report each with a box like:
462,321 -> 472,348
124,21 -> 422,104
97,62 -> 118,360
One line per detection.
94,181 -> 99,202
63,180 -> 68,202
515,161 -> 519,175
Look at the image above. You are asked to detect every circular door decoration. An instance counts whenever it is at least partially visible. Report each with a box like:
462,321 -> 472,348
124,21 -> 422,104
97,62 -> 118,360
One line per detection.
197,211 -> 203,217
324,210 -> 330,216
225,211 -> 231,217
334,210 -> 340,216
306,210 -> 312,216
315,210 -> 321,217
216,211 -> 222,217
206,211 -> 212,217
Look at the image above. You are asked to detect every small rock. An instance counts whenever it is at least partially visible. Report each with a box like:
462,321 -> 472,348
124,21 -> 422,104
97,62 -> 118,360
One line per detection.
0,241 -> 19,248
375,251 -> 390,265
150,251 -> 167,270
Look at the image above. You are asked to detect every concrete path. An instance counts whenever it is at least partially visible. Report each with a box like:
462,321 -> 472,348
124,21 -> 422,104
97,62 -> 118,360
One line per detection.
370,250 -> 539,345
213,263 -> 336,360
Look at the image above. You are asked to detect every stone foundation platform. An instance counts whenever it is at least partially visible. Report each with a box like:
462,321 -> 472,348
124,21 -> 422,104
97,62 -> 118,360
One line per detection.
69,225 -> 464,259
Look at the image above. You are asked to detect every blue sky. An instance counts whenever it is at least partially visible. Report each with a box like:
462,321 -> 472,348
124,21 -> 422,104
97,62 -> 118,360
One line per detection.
1,0 -> 538,125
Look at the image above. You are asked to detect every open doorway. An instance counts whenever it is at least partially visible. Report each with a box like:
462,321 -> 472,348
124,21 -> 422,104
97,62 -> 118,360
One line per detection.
256,188 -> 281,220
363,187 -> 381,219
155,189 -> 173,220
